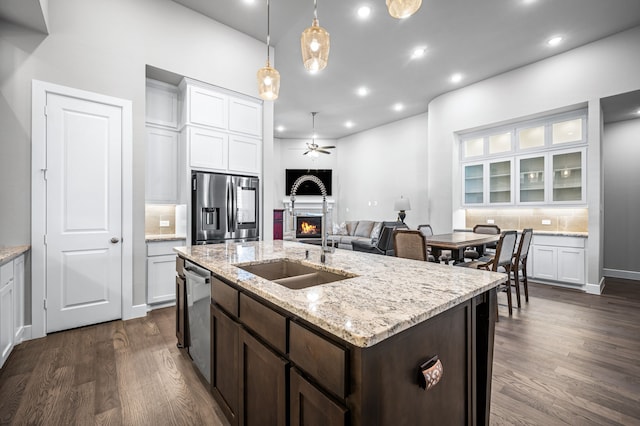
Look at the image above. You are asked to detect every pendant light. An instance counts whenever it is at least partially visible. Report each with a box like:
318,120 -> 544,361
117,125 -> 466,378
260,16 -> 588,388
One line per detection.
386,0 -> 422,19
300,0 -> 330,72
257,0 -> 280,100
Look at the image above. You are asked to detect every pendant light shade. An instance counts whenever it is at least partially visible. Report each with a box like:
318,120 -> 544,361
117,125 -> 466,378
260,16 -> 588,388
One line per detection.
301,0 -> 330,72
386,0 -> 422,19
258,0 -> 280,100
257,61 -> 280,101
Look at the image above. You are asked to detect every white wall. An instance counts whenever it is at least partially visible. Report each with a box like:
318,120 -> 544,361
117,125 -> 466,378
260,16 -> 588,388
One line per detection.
0,0 -> 273,310
427,26 -> 640,292
336,113 -> 428,230
602,118 -> 640,278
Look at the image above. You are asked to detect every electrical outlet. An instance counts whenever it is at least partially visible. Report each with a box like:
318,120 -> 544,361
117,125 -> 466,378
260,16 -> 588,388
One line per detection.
541,219 -> 551,225
159,220 -> 170,227
487,219 -> 495,224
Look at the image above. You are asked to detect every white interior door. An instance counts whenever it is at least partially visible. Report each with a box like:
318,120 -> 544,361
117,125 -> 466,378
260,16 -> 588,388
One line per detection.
45,92 -> 123,333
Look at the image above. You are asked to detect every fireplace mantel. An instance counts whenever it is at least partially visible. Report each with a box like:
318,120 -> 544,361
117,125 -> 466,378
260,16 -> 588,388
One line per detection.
282,197 -> 335,212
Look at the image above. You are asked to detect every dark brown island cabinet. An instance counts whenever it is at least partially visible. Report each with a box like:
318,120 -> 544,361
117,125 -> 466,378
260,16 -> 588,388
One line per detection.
177,256 -> 497,426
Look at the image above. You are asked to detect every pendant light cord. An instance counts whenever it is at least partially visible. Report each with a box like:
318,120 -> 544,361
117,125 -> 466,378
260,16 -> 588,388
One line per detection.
314,0 -> 318,20
266,0 -> 271,61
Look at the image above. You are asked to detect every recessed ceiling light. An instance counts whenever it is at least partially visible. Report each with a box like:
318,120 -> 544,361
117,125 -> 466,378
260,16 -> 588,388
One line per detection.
547,35 -> 563,47
357,86 -> 369,97
243,0 -> 256,4
522,0 -> 537,4
411,46 -> 426,59
345,121 -> 355,128
450,73 -> 463,83
276,125 -> 285,132
636,109 -> 640,115
393,103 -> 404,112
357,6 -> 371,19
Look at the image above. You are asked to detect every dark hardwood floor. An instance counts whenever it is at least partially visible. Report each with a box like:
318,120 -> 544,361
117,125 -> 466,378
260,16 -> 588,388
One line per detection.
1,278 -> 638,425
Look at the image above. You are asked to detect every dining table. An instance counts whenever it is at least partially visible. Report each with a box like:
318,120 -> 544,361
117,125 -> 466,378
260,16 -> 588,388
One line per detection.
425,232 -> 501,264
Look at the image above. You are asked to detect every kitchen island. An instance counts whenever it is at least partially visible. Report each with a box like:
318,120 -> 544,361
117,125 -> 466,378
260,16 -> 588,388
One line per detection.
175,240 -> 507,426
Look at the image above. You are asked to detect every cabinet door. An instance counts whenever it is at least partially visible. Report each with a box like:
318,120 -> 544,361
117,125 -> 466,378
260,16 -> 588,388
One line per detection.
146,127 -> 178,203
189,127 -> 228,172
13,255 -> 24,343
290,369 -> 347,426
147,255 -> 177,304
176,275 -> 187,348
211,304 -> 239,425
463,163 -> 484,205
532,246 -> 557,280
146,79 -> 179,128
517,154 -> 546,204
188,86 -> 228,129
557,248 -> 585,284
488,159 -> 513,204
551,149 -> 586,203
228,135 -> 260,175
0,278 -> 14,368
239,328 -> 288,426
229,97 -> 262,137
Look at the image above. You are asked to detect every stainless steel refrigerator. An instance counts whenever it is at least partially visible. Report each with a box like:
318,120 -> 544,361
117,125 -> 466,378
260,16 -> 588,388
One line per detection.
192,171 -> 259,245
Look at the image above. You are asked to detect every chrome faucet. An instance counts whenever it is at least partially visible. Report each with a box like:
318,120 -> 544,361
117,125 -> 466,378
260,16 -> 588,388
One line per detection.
290,174 -> 330,263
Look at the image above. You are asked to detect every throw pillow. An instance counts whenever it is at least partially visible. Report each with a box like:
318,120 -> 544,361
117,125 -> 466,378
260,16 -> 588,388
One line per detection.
332,222 -> 348,235
370,222 -> 382,240
346,221 -> 358,235
354,220 -> 375,238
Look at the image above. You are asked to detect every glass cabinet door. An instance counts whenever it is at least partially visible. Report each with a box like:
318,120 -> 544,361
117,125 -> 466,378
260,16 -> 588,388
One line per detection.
464,164 -> 484,204
519,155 -> 545,203
489,160 -> 512,204
552,150 -> 584,202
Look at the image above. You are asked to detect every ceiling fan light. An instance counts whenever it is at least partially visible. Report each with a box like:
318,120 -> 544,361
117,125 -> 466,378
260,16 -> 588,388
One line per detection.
386,0 -> 422,19
257,61 -> 280,100
301,18 -> 330,72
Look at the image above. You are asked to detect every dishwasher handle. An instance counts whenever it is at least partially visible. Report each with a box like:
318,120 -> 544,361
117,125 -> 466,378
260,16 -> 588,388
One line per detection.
184,268 -> 210,285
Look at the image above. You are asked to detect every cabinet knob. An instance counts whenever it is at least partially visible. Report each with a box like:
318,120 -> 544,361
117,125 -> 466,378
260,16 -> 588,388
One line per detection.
110,237 -> 120,244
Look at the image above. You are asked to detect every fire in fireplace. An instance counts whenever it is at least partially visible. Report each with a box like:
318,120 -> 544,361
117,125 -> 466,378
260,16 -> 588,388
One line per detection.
296,216 -> 323,238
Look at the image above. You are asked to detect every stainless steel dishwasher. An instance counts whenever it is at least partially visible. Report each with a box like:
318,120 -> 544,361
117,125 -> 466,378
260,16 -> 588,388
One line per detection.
184,260 -> 211,383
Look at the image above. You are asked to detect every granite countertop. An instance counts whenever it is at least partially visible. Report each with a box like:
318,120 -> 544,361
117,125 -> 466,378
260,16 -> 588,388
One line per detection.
146,234 -> 187,242
174,240 -> 507,348
0,245 -> 30,264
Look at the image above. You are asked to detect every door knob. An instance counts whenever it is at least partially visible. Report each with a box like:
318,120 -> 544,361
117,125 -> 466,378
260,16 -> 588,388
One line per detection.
110,237 -> 120,244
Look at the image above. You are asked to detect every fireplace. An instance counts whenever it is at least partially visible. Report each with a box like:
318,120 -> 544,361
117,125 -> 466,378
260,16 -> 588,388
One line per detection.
296,216 -> 322,239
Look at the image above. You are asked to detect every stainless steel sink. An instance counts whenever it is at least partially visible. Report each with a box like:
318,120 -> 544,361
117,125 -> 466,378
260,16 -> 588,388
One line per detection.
236,259 -> 355,289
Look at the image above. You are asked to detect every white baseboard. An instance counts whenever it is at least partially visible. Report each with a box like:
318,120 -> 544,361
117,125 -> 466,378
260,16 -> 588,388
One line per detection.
124,303 -> 148,320
146,300 -> 176,311
602,268 -> 640,281
585,277 -> 604,295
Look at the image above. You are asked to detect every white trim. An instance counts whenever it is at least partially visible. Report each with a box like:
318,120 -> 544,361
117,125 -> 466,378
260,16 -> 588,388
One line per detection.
146,300 -> 177,312
602,268 -> 640,282
31,80 -> 135,338
585,277 -> 604,295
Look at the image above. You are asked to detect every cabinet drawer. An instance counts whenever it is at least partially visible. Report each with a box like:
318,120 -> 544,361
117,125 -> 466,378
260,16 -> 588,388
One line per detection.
212,277 -> 239,317
239,293 -> 287,354
147,240 -> 186,256
533,235 -> 585,248
289,321 -> 347,399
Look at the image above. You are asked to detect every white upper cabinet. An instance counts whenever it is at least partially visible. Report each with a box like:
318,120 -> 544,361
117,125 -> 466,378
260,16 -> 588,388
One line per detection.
146,127 -> 179,203
229,97 -> 262,137
188,127 -> 228,172
146,79 -> 179,129
228,135 -> 261,175
185,84 -> 229,130
461,109 -> 587,207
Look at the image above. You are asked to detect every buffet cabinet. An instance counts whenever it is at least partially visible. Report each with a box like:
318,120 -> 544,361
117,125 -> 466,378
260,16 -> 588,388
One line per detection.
1,254 -> 25,369
192,260 -> 496,426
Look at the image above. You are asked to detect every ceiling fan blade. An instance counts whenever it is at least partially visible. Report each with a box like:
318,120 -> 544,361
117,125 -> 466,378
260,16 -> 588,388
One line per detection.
303,150 -> 310,155
316,149 -> 331,154
319,145 -> 335,149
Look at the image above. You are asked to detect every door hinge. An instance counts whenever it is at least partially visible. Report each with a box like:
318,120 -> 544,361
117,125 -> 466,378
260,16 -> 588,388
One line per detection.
44,106 -> 48,116
43,234 -> 47,245
42,168 -> 48,181
43,299 -> 47,310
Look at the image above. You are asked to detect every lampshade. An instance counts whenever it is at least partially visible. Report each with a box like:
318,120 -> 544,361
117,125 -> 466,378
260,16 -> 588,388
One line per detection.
394,197 -> 411,211
257,61 -> 280,101
301,0 -> 330,72
258,0 -> 280,100
386,0 -> 422,19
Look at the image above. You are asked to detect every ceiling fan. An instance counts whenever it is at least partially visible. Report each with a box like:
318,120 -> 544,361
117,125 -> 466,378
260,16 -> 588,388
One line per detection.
303,112 -> 335,156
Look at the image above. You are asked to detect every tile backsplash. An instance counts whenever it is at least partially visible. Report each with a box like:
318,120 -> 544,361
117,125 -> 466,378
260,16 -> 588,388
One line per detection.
145,204 -> 176,235
465,208 -> 588,233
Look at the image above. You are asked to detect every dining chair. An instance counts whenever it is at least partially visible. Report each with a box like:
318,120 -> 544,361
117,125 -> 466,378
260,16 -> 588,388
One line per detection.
417,224 -> 437,262
463,224 -> 501,261
475,230 -> 518,316
393,229 -> 428,261
512,228 -> 533,307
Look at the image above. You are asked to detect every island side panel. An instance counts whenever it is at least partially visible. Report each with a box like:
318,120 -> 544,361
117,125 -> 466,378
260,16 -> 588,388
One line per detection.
474,288 -> 497,426
349,299 -> 474,426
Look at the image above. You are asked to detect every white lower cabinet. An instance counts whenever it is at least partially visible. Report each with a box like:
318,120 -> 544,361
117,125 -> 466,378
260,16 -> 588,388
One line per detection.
531,235 -> 586,285
147,240 -> 185,305
1,255 -> 24,369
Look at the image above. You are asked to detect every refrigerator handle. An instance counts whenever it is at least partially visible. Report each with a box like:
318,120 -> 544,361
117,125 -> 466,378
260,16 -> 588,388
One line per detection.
232,183 -> 237,231
226,181 -> 233,232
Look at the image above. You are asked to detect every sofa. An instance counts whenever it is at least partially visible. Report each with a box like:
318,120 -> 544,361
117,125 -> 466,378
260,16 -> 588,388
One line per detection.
329,220 -> 405,250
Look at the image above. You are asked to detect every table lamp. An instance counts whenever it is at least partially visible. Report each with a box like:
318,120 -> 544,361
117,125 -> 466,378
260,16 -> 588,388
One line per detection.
394,196 -> 411,223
